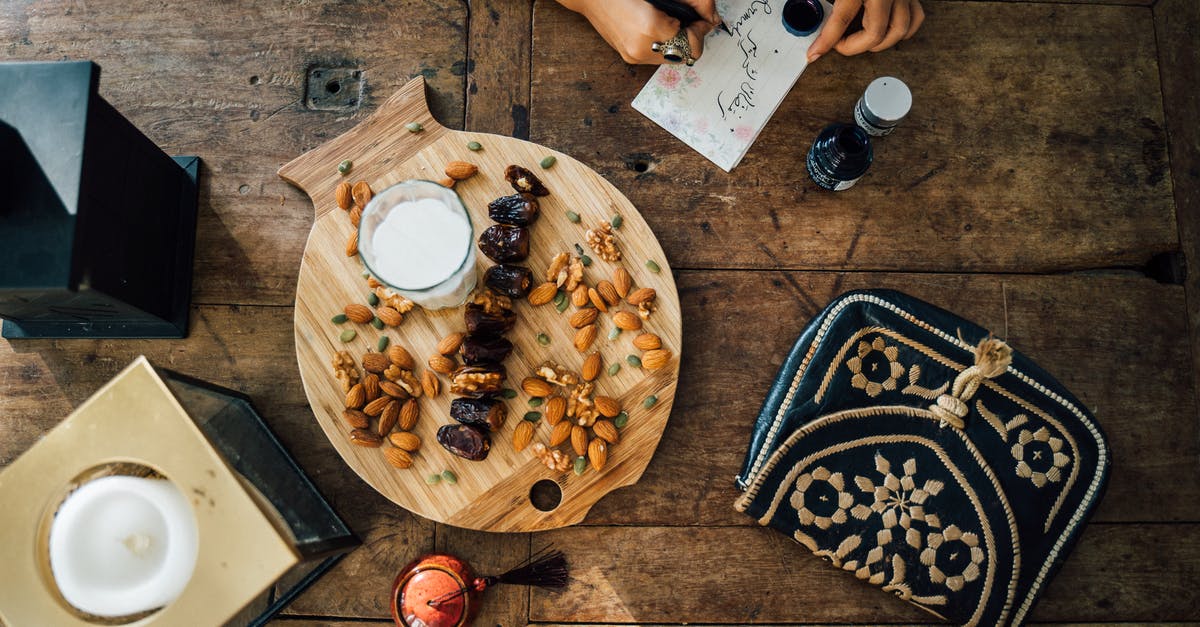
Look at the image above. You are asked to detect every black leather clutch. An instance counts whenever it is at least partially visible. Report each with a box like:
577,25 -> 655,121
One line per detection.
735,290 -> 1109,626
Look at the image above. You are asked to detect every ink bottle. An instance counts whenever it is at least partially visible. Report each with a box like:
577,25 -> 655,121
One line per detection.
806,123 -> 873,191
854,77 -> 911,136
781,0 -> 824,37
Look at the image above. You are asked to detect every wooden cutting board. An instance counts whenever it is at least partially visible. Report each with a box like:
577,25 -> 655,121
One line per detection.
278,78 -> 681,532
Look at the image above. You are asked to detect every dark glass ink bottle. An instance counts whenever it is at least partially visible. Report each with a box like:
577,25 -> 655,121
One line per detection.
781,0 -> 824,36
806,123 -> 873,191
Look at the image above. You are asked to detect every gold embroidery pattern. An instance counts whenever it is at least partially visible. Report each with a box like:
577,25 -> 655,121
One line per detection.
853,453 -> 945,550
921,525 -> 986,592
847,337 -> 905,397
789,466 -> 853,529
1011,427 -> 1071,488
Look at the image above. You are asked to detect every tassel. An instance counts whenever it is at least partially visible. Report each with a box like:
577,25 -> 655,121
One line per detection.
427,547 -> 569,608
973,336 -> 1012,379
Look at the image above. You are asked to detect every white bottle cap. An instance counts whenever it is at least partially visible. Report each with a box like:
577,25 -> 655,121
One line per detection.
861,77 -> 912,125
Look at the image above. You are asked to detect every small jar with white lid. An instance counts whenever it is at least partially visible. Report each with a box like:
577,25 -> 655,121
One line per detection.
854,77 -> 912,136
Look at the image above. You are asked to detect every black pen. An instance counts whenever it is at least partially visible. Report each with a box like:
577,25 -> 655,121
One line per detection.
643,0 -> 733,35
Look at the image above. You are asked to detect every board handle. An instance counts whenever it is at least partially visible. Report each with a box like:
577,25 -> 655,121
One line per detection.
277,76 -> 448,220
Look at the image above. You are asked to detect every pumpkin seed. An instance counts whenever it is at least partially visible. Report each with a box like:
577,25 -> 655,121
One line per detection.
607,363 -> 621,376
614,411 -> 629,428
338,159 -> 352,174
371,317 -> 385,330
502,388 -> 518,399
331,314 -> 349,324
607,327 -> 621,341
611,214 -> 623,229
361,268 -> 371,278
467,140 -> 483,151
566,210 -> 581,223
553,290 -> 567,307
573,456 -> 587,475
574,243 -> 585,256
524,411 -> 542,422
626,355 -> 642,368
339,329 -> 357,342
529,397 -> 544,407
367,292 -> 379,306
646,259 -> 662,273
555,298 -> 569,313
441,470 -> 458,484
580,254 -> 592,267
643,395 -> 658,409
537,333 -> 551,346
405,122 -> 424,132
376,336 -> 390,352
540,155 -> 557,169
425,473 -> 442,485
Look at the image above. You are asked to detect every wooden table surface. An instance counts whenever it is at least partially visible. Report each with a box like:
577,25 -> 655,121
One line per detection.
2,0 -> 1198,625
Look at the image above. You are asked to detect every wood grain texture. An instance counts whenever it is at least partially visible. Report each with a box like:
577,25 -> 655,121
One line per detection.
466,0 -> 535,137
281,78 -> 682,531
529,523 -> 1200,624
530,1 -> 1176,273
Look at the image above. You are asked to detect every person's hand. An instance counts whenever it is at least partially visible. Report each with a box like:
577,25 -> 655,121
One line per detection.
806,0 -> 925,63
558,0 -> 720,65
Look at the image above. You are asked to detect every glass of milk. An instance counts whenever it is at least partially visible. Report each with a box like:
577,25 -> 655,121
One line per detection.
358,180 -> 477,309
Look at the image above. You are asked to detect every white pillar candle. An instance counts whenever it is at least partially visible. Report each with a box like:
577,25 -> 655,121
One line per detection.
48,475 -> 199,618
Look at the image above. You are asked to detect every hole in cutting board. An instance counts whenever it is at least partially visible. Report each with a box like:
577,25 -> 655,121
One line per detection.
530,479 -> 562,512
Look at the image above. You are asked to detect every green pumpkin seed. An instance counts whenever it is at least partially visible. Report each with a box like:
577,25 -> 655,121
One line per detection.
441,470 -> 458,484
467,141 -> 483,151
371,317 -> 385,330
553,291 -> 567,307
529,397 -> 544,408
537,333 -> 551,346
524,411 -> 542,422
361,268 -> 371,278
626,355 -> 642,368
338,159 -> 352,174
646,259 -> 662,274
368,292 -> 380,306
425,473 -> 442,485
607,327 -> 621,341
580,254 -> 593,267
502,388 -> 518,399
339,329 -> 357,342
376,336 -> 390,352
405,121 -> 424,133
614,411 -> 629,428
643,395 -> 658,409
331,314 -> 349,324
574,243 -> 586,256
573,456 -> 587,475
555,298 -> 569,313
611,214 -> 623,229
607,363 -> 621,376
566,210 -> 581,223
540,155 -> 557,169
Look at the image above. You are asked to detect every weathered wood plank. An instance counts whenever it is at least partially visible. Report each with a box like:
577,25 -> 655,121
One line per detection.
530,1 -> 1175,273
529,523 -> 1200,624
0,0 -> 468,307
466,0 -> 534,137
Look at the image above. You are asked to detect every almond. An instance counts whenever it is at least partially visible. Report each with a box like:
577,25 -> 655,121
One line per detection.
571,284 -> 590,307
342,409 -> 369,429
352,181 -> 373,207
588,438 -> 608,471
437,177 -> 456,188
367,276 -> 383,289
335,181 -> 353,210
596,280 -> 620,306
642,349 -> 672,370
545,396 -> 567,425
363,395 -> 391,417
346,231 -> 358,257
399,398 -> 419,431
421,370 -> 440,398
627,287 -> 657,306
550,420 -> 573,446
512,421 -> 535,452
349,428 -> 382,447
612,311 -> 642,331
569,308 -> 599,329
593,419 -> 620,444
428,354 -> 456,375
376,306 -> 403,327
574,324 -> 598,352
444,160 -> 479,181
437,332 -> 467,356
362,352 -> 390,374
613,267 -> 632,297
380,380 -> 409,399
633,333 -> 662,351
528,282 -> 557,306
383,447 -> 413,468
362,373 -> 381,401
521,377 -> 554,398
594,396 -> 621,418
344,303 -> 373,324
388,345 -> 416,370
349,205 -> 362,227
588,288 -> 608,312
581,353 -> 602,382
571,425 -> 589,457
345,384 -> 365,409
389,431 -> 421,452
377,399 -> 400,435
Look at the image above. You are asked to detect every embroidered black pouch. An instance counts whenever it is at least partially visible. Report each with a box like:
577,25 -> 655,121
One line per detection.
734,289 -> 1109,626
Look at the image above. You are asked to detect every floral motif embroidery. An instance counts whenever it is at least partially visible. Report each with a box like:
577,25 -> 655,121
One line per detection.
848,337 -> 905,397
790,466 -> 854,530
1011,427 -> 1071,488
920,525 -> 985,592
852,453 -> 944,549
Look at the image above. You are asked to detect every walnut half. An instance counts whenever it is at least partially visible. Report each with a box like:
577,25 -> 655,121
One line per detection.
585,222 -> 621,262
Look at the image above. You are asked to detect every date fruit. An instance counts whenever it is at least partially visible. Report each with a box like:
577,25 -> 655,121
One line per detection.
484,264 -> 533,298
504,164 -> 550,196
460,334 -> 514,365
464,304 -> 516,336
437,424 -> 491,461
449,363 -> 507,397
478,224 -> 530,263
450,397 -> 508,431
488,193 -> 540,226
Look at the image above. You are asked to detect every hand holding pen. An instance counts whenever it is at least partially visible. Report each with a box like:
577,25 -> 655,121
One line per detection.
555,0 -> 723,65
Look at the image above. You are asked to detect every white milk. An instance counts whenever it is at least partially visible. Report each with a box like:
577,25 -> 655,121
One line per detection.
359,182 -> 477,309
